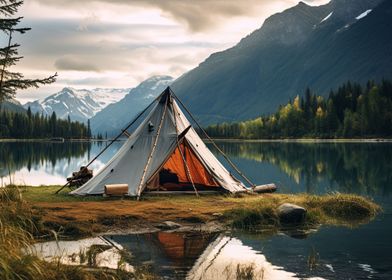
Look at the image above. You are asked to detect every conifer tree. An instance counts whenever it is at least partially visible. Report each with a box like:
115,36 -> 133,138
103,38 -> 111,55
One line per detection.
0,0 -> 56,103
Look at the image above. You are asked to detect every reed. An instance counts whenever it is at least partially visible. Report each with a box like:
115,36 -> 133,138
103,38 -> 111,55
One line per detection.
0,186 -> 134,280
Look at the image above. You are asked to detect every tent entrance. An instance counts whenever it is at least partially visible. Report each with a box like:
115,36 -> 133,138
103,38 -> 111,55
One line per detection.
146,141 -> 222,192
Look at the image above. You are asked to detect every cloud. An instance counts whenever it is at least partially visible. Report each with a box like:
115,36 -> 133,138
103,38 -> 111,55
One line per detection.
54,57 -> 100,72
14,0 -> 330,103
30,0 -> 331,32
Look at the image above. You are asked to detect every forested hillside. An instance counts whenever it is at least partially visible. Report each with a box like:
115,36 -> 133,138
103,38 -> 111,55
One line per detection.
205,80 -> 392,139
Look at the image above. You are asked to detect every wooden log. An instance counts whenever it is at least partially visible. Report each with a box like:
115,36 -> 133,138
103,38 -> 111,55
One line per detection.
253,183 -> 277,193
104,184 -> 129,196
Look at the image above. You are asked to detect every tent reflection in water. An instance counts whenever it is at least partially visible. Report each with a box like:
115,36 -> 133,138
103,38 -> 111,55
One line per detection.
71,87 -> 249,197
111,231 -> 218,278
110,232 -> 298,279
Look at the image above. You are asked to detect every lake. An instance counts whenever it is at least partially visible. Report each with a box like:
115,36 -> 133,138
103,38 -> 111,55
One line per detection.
2,140 -> 392,279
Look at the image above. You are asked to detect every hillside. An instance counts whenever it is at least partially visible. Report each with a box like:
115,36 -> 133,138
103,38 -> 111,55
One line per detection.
171,0 -> 391,124
1,99 -> 26,113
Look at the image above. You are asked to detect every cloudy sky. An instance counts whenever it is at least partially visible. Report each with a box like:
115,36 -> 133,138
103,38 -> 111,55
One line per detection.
13,0 -> 328,103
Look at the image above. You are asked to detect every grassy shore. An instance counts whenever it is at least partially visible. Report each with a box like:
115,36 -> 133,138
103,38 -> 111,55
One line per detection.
0,186 -> 134,280
20,185 -> 382,237
0,185 -> 381,279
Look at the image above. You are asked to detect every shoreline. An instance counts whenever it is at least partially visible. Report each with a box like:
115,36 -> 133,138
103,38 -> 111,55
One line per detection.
1,138 -> 392,143
205,138 -> 392,143
16,186 -> 381,240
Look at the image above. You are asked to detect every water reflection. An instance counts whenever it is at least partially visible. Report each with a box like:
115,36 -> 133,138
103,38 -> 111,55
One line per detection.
36,229 -> 391,279
210,142 -> 392,196
0,141 -> 123,185
35,231 -> 305,280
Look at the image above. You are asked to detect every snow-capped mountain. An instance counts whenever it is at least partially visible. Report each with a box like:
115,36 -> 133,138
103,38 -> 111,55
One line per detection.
24,87 -> 130,122
91,75 -> 174,135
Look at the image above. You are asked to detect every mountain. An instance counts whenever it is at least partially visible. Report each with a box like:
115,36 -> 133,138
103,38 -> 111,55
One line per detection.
171,0 -> 391,124
1,99 -> 26,113
90,75 -> 174,135
24,87 -> 130,122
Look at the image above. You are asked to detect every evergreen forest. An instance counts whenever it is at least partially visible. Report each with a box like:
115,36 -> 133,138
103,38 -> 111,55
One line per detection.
0,107 -> 91,139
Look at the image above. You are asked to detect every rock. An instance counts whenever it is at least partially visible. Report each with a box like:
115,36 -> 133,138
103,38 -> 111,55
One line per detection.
155,221 -> 181,230
277,203 -> 307,225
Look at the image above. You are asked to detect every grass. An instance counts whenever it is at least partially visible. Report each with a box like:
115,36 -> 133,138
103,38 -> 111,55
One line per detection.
13,185 -> 382,237
0,185 -> 382,279
0,186 -> 138,280
223,193 -> 381,230
21,185 -> 108,203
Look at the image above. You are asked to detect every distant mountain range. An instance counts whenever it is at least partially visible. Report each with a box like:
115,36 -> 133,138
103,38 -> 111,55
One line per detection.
172,0 -> 391,124
90,75 -> 174,135
23,87 -> 130,122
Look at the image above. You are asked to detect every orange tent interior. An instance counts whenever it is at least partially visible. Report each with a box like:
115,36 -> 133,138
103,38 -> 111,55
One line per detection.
146,141 -> 221,192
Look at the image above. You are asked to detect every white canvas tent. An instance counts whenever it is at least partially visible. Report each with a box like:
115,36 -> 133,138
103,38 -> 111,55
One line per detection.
70,87 -> 251,198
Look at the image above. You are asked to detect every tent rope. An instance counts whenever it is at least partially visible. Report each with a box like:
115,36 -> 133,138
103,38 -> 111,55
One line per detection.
172,100 -> 199,197
54,91 -> 161,194
136,95 -> 169,200
170,90 -> 255,189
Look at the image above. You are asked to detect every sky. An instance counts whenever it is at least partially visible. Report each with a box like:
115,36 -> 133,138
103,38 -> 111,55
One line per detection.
12,0 -> 329,103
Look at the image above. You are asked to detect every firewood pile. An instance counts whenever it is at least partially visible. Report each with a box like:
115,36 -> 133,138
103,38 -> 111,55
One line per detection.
67,166 -> 93,187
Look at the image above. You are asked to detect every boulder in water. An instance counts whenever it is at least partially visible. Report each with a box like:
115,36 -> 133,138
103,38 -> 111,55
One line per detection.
277,203 -> 307,225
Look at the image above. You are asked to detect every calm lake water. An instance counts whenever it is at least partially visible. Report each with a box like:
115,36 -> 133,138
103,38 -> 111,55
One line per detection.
2,140 -> 392,279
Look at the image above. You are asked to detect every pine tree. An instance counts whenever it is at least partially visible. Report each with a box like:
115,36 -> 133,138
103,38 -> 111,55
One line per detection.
87,119 -> 91,138
0,0 -> 57,103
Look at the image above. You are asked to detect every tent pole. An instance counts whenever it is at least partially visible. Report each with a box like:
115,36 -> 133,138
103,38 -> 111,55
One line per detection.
170,89 -> 255,189
178,141 -> 199,197
172,101 -> 199,197
136,96 -> 169,200
55,89 -> 163,194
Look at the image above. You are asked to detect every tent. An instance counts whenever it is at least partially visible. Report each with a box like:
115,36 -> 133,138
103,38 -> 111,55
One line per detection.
70,87 -> 251,197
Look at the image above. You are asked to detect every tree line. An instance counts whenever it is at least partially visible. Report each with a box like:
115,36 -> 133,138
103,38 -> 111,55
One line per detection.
0,107 -> 91,139
205,80 -> 392,139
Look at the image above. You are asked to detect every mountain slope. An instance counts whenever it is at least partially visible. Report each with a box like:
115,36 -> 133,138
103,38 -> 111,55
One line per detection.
24,87 -> 130,122
171,0 -> 390,124
90,75 -> 174,135
1,99 -> 26,113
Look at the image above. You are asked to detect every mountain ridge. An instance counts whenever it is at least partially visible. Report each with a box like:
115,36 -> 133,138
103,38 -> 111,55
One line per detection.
171,0 -> 390,125
90,75 -> 174,135
24,87 -> 130,122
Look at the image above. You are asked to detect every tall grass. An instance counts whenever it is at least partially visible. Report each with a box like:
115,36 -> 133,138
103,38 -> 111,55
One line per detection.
223,193 -> 381,230
0,186 -> 134,280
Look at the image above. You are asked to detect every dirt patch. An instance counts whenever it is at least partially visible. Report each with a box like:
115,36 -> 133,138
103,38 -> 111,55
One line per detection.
31,199 -> 228,237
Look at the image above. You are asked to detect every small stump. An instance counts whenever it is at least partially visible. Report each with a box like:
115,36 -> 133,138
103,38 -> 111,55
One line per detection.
277,203 -> 307,225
